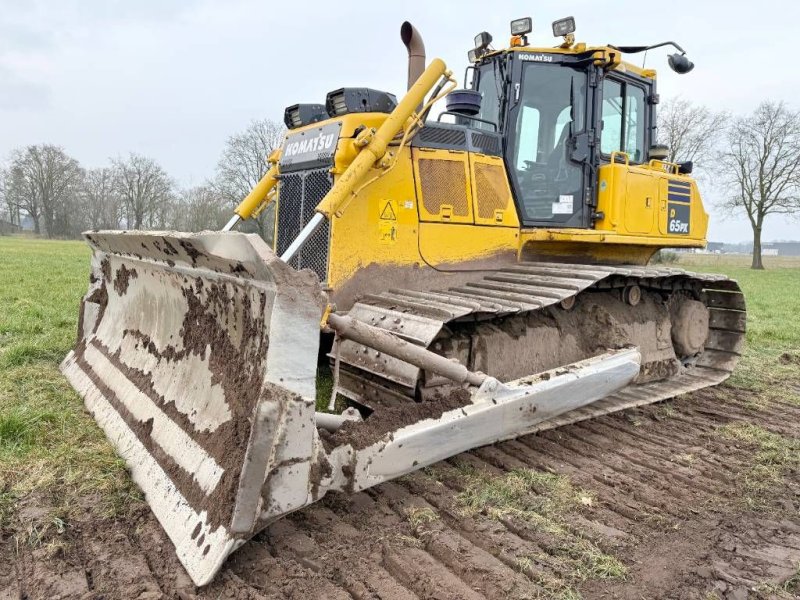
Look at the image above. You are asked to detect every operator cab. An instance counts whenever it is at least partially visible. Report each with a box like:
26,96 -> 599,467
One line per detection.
466,17 -> 694,229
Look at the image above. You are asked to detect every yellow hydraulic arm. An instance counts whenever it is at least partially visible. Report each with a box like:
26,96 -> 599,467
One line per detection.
225,58 -> 451,261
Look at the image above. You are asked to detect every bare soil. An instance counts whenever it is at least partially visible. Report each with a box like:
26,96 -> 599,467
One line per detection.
4,384 -> 800,600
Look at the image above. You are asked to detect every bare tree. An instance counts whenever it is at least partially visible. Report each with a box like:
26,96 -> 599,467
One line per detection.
4,145 -> 82,237
171,185 -> 229,231
719,101 -> 800,269
658,97 -> 728,167
0,167 -> 19,226
112,153 -> 174,229
80,167 -> 121,229
213,119 -> 285,241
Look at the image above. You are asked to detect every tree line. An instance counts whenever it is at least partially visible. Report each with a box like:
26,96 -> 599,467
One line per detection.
0,119 -> 285,242
2,99 -> 799,269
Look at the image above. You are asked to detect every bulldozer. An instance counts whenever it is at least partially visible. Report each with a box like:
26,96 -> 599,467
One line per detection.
61,17 -> 746,586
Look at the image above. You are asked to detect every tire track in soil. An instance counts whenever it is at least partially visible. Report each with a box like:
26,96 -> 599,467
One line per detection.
5,387 -> 800,599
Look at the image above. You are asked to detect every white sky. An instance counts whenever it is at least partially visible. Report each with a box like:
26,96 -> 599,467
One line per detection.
1,0 -> 798,242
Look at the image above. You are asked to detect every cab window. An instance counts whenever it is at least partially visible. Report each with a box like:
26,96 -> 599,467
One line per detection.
600,78 -> 646,162
515,107 -> 540,169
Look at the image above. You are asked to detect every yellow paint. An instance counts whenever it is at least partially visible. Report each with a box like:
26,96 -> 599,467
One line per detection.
325,145 -> 520,290
315,59 -> 450,219
481,44 -> 655,79
594,161 -> 707,243
234,149 -> 281,219
469,154 -> 520,228
284,129 -> 709,289
248,50 -> 710,294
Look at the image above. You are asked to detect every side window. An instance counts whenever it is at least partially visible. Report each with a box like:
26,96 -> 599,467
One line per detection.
600,80 -> 623,155
625,85 -> 645,162
476,67 -> 500,131
515,106 -> 541,169
601,78 -> 647,162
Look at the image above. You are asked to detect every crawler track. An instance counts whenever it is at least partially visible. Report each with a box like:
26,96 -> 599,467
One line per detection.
337,263 -> 746,429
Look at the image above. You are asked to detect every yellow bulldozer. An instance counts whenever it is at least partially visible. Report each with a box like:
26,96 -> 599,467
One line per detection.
61,17 -> 746,586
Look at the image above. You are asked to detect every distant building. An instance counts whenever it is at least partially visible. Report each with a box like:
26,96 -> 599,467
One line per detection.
705,241 -> 800,256
772,242 -> 800,256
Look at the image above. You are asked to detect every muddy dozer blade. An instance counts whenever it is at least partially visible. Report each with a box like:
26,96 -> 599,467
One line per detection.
60,231 -> 327,585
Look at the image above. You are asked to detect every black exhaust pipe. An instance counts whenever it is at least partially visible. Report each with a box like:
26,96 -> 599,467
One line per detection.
401,21 -> 426,96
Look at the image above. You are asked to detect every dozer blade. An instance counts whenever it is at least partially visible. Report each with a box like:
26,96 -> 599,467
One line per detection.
60,231 -> 327,585
61,230 -> 641,586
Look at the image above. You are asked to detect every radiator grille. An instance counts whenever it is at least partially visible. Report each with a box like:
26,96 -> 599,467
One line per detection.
275,168 -> 331,282
418,158 -> 470,217
474,162 -> 510,219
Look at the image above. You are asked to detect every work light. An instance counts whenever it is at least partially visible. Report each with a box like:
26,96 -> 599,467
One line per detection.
474,31 -> 492,50
510,17 -> 532,36
552,16 -> 576,37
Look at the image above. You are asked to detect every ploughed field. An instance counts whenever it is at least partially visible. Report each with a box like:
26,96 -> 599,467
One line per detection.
1,236 -> 799,600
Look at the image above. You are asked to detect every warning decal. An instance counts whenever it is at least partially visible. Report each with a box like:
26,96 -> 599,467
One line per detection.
380,200 -> 397,220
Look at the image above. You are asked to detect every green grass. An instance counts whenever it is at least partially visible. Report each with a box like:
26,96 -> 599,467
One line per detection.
715,422 -> 800,509
0,237 -> 142,536
450,463 -> 626,596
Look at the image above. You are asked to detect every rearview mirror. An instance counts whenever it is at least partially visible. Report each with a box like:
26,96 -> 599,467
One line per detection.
668,53 -> 694,74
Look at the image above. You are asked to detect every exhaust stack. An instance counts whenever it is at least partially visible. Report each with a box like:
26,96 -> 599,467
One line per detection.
401,21 -> 426,112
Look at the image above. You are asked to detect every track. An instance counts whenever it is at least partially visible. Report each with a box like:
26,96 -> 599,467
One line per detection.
8,384 -> 800,599
336,263 -> 746,428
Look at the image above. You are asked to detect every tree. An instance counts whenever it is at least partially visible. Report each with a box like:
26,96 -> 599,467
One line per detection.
213,119 -> 285,241
80,167 -> 121,229
4,145 -> 82,237
171,185 -> 229,232
0,168 -> 20,226
719,101 -> 800,269
112,153 -> 174,229
657,97 -> 728,167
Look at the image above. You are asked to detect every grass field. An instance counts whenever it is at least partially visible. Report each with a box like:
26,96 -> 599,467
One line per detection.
1,236 -> 799,561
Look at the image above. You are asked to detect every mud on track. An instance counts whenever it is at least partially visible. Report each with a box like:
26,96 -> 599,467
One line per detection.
4,384 -> 800,600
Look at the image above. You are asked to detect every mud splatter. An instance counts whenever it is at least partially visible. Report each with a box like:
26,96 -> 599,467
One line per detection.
100,258 -> 111,283
112,264 -> 138,295
178,240 -> 202,265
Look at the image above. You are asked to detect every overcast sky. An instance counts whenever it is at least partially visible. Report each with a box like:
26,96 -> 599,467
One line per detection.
1,0 -> 798,242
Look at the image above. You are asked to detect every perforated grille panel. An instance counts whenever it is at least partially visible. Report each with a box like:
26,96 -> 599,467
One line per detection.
474,162 -> 510,219
470,132 -> 502,155
418,158 -> 469,217
417,126 -> 467,147
275,168 -> 331,282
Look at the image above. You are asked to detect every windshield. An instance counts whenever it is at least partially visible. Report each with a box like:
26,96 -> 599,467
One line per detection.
508,63 -> 587,224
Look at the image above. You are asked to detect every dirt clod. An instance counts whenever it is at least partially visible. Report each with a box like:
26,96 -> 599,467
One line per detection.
330,387 -> 472,450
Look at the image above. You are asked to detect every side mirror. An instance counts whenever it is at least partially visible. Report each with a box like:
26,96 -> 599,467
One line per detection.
668,53 -> 694,74
678,161 -> 693,174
